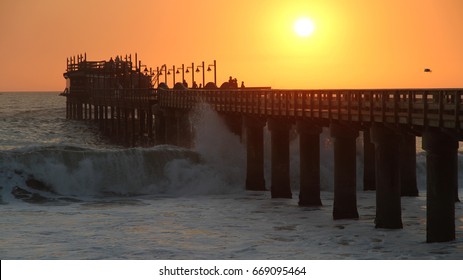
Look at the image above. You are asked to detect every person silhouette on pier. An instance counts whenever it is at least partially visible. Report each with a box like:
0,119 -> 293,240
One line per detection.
228,76 -> 238,88
192,81 -> 198,89
241,81 -> 245,88
233,78 -> 238,88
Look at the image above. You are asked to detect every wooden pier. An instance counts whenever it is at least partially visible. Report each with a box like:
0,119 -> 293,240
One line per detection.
63,55 -> 463,243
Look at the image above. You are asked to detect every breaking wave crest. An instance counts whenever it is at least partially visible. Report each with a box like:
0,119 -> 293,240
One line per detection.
0,144 -> 245,203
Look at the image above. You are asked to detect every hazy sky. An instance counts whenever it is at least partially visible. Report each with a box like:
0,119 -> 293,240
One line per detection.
1,0 -> 462,91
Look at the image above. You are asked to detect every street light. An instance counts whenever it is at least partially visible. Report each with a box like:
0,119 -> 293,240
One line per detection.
176,64 -> 185,86
195,61 -> 205,88
167,65 -> 176,87
139,64 -> 150,88
156,64 -> 167,85
185,62 -> 195,88
207,60 -> 217,85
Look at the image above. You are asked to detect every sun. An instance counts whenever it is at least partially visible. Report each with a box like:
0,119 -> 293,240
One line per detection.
294,17 -> 315,37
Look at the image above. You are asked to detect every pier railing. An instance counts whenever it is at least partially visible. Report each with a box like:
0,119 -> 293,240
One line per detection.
158,88 -> 463,131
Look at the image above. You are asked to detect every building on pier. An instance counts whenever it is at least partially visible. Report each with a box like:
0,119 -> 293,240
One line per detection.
62,53 -> 154,98
63,54 -> 157,146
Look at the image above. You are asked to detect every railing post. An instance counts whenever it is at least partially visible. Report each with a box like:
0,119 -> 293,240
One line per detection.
381,91 -> 386,123
357,91 -> 362,122
455,91 -> 461,130
328,92 -> 332,121
393,90 -> 399,125
407,90 -> 413,126
438,90 -> 444,127
369,91 -> 374,122
423,91 -> 428,126
347,90 -> 352,122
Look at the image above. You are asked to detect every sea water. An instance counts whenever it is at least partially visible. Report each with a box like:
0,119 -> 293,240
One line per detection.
0,92 -> 462,259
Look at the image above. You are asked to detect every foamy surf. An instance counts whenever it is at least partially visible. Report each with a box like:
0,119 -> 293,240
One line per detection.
0,144 -> 246,204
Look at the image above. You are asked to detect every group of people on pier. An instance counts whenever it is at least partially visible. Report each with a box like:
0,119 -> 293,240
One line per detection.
178,76 -> 245,89
228,76 -> 245,88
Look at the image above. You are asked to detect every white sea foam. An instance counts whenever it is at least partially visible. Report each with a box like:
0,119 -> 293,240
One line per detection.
191,103 -> 246,186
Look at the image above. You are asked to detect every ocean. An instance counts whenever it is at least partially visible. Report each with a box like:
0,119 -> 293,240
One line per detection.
0,91 -> 462,259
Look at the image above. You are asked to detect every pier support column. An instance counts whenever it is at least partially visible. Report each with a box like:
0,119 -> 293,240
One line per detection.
269,119 -> 292,198
65,100 -> 69,119
76,102 -> 83,120
94,105 -> 99,122
164,109 -> 179,146
123,108 -> 130,146
400,132 -> 418,196
363,129 -> 376,191
115,107 -> 122,139
297,121 -> 322,206
99,105 -> 104,130
245,116 -> 266,191
111,106 -> 116,136
223,115 -> 243,138
139,109 -> 146,142
154,112 -> 166,145
330,123 -> 359,219
371,125 -> 403,229
147,107 -> 154,143
88,103 -> 92,120
131,108 -> 137,146
422,128 -> 457,243
177,110 -> 193,148
71,102 -> 76,119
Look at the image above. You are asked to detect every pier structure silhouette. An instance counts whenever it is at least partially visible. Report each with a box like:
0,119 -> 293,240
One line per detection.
63,55 -> 462,243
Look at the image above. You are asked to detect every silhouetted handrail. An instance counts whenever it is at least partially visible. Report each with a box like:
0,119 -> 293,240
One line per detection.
157,88 -> 463,131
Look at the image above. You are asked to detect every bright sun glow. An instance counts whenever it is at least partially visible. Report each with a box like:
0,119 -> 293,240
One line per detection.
294,17 -> 315,37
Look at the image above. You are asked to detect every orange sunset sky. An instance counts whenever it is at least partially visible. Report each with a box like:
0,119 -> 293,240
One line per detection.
0,0 -> 462,91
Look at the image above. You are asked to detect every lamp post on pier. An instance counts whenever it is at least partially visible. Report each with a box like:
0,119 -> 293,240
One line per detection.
196,61 -> 205,88
207,60 -> 217,85
185,63 -> 195,88
167,65 -> 176,87
156,64 -> 167,85
176,64 -> 185,86
138,64 -> 149,90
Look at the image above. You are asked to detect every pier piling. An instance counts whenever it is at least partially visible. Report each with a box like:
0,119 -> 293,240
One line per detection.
297,121 -> 323,206
363,129 -> 376,191
423,128 -> 457,243
269,119 -> 292,199
371,124 -> 403,229
330,122 -> 359,219
400,132 -> 419,197
245,116 -> 267,191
